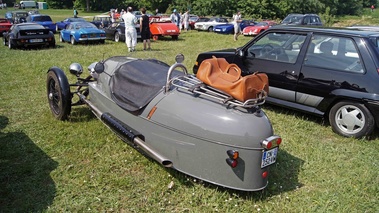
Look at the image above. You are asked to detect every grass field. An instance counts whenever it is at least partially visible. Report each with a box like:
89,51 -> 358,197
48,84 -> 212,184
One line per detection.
0,9 -> 378,212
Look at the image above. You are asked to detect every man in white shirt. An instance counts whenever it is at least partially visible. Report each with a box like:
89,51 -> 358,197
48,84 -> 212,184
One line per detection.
122,7 -> 138,52
233,10 -> 242,41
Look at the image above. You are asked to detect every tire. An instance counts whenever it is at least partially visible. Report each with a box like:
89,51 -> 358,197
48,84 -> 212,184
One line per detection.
3,38 -> 6,46
114,32 -> 120,42
56,24 -> 59,32
59,34 -> 64,42
8,38 -> 13,49
208,26 -> 213,32
70,36 -> 77,45
329,101 -> 375,138
46,69 -> 72,120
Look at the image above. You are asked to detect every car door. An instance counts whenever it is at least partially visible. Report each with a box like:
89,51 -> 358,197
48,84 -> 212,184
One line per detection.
61,23 -> 72,41
242,31 -> 308,102
297,34 -> 367,113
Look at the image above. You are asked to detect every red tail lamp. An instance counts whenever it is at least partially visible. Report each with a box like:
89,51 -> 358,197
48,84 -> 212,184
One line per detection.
262,171 -> 268,178
261,136 -> 282,149
226,150 -> 239,168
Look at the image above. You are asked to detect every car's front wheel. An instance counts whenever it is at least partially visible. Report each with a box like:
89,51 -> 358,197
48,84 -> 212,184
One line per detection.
208,26 -> 213,32
46,69 -> 71,120
59,34 -> 64,42
114,32 -> 120,42
55,24 -> 59,32
8,38 -> 13,49
329,101 -> 375,138
70,36 -> 76,45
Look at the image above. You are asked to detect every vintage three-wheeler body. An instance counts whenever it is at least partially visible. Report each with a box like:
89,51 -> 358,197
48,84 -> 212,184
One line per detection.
46,55 -> 281,191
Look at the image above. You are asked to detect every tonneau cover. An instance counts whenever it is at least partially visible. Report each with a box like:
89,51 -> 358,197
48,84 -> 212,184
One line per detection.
109,58 -> 182,112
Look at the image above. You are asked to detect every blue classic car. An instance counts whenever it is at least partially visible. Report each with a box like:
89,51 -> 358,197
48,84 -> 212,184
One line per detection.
59,22 -> 106,45
25,14 -> 56,33
55,17 -> 87,32
213,20 -> 257,34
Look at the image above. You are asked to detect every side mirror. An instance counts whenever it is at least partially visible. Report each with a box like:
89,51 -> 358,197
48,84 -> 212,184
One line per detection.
237,48 -> 245,57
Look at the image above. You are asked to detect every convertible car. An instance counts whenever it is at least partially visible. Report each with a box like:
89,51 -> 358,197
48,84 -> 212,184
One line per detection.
0,18 -> 12,34
3,22 -> 55,49
46,54 -> 282,191
242,21 -> 277,36
59,22 -> 106,45
213,20 -> 257,34
55,17 -> 87,32
149,16 -> 180,40
194,17 -> 229,32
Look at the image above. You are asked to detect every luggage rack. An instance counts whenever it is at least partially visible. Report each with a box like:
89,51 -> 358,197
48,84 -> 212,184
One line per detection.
170,75 -> 266,108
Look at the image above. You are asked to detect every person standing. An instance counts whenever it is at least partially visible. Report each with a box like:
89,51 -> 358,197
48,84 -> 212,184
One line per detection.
176,11 -> 181,29
183,9 -> 190,31
233,10 -> 242,41
170,9 -> 177,24
139,7 -> 151,51
371,5 -> 375,12
122,7 -> 138,52
73,7 -> 78,18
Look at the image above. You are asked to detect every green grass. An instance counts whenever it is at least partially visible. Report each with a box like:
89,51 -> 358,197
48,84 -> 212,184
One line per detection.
0,9 -> 379,212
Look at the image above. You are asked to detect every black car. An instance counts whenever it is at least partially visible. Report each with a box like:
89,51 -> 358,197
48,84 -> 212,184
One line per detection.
104,22 -> 140,42
3,22 -> 55,49
280,13 -> 322,26
193,26 -> 379,138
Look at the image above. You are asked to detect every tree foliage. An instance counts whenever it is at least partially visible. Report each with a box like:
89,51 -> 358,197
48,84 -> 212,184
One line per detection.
45,0 -> 370,19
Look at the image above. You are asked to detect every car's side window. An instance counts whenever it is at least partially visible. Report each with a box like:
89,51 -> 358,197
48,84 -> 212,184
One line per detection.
304,35 -> 364,73
247,32 -> 306,63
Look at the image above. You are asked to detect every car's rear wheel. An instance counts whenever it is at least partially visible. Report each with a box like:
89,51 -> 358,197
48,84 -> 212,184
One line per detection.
208,26 -> 213,32
70,36 -> 76,45
46,69 -> 71,120
59,34 -> 64,42
114,32 -> 120,42
329,101 -> 375,138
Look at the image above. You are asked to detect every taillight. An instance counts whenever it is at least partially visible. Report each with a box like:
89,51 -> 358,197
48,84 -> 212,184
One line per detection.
226,150 -> 239,168
261,135 -> 281,149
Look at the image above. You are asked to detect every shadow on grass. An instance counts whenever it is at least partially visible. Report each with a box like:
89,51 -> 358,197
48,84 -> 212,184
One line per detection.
69,106 -> 97,122
160,149 -> 303,199
0,115 -> 58,212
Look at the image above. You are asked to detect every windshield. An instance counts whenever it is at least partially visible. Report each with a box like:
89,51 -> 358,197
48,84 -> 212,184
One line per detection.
282,15 -> 303,24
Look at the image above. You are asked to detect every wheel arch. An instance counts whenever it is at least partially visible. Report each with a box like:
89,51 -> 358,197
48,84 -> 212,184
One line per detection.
47,67 -> 71,99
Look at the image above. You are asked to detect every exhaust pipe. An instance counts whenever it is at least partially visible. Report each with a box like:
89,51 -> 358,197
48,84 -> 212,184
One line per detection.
78,94 -> 173,168
100,113 -> 173,168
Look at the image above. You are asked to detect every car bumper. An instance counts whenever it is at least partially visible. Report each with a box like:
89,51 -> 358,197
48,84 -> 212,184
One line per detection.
243,31 -> 259,36
78,37 -> 106,41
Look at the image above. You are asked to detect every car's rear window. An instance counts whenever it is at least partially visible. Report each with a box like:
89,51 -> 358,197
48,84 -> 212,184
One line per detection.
33,16 -> 52,22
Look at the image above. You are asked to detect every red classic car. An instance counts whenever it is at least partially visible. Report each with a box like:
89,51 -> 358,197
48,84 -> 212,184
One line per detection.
149,16 -> 180,40
0,18 -> 12,34
243,21 -> 276,36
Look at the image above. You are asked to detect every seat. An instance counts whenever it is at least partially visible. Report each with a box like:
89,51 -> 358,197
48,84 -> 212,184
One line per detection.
319,41 -> 333,56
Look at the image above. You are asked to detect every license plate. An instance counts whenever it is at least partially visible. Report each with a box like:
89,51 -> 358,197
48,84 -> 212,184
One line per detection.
215,29 -> 220,31
261,147 -> 278,168
30,39 -> 43,43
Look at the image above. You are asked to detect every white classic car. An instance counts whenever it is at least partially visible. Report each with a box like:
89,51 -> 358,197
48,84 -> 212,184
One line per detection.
194,17 -> 229,32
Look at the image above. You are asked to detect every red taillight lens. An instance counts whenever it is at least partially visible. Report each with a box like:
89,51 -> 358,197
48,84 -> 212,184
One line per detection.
226,158 -> 238,168
262,171 -> 268,178
262,135 -> 282,149
226,150 -> 239,168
